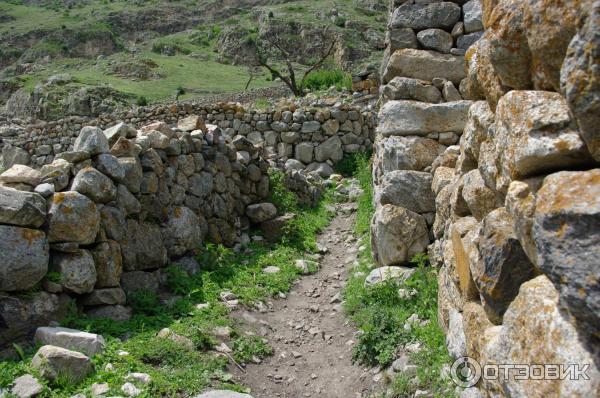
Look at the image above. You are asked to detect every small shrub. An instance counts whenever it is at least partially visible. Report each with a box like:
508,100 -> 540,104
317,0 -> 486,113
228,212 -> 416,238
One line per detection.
303,69 -> 352,92
232,335 -> 273,362
127,290 -> 161,316
267,169 -> 299,213
334,16 -> 347,28
136,95 -> 148,106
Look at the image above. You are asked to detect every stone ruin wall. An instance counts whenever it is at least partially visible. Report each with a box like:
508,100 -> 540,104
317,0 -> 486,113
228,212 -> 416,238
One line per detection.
371,0 -> 599,397
0,96 -> 376,357
0,101 -> 376,174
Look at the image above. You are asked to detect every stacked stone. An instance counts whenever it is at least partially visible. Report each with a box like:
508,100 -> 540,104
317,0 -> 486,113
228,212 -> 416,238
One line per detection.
0,101 -> 376,173
429,1 -> 600,397
0,116 -> 275,355
370,0 -> 481,271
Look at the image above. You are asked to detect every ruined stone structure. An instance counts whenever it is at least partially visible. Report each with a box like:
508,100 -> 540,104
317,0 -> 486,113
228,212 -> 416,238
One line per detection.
371,0 -> 600,396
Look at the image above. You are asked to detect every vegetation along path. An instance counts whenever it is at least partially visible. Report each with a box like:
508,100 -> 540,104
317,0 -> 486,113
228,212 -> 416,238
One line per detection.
231,203 -> 380,398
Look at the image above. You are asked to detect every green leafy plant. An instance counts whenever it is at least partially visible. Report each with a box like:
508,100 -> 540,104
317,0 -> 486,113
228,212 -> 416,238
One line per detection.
303,68 -> 352,92
136,95 -> 148,106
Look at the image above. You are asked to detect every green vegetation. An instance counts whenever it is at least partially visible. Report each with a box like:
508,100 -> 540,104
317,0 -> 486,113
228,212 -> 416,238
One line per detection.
0,172 -> 335,397
303,68 -> 352,92
343,154 -> 453,397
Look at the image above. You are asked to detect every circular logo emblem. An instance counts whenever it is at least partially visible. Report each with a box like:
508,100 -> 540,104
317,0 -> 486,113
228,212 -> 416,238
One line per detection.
450,356 -> 482,388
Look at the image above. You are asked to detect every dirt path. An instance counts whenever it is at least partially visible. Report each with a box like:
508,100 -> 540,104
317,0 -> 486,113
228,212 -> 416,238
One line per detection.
230,202 -> 382,398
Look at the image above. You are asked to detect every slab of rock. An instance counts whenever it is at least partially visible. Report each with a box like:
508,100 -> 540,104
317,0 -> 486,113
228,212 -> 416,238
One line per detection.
371,204 -> 429,266
373,136 -> 445,183
31,345 -> 93,383
86,305 -> 132,321
73,126 -> 109,155
377,100 -> 471,137
11,374 -> 44,398
472,208 -> 538,323
494,91 -> 594,193
0,186 -> 46,228
364,266 -> 416,286
91,240 -> 123,288
261,213 -> 295,242
178,115 -> 207,133
446,308 -> 467,359
72,167 -> 117,203
162,206 -> 202,258
103,122 -> 137,146
417,29 -> 453,53
374,170 -> 435,214
467,33 -> 508,110
390,1 -> 461,31
533,169 -> 600,340
81,288 -> 126,306
1,145 -> 30,169
561,1 -> 600,161
48,191 -> 100,245
116,157 -> 143,194
381,77 -> 442,104
463,0 -> 484,33
505,179 -> 542,266
1,165 -> 41,188
383,49 -> 466,85
35,327 -> 105,357
295,142 -> 314,164
121,220 -> 168,271
0,225 -> 48,292
246,203 -> 277,223
51,249 -> 97,295
461,101 -> 494,163
461,169 -> 499,220
314,136 -> 343,162
483,275 -> 600,397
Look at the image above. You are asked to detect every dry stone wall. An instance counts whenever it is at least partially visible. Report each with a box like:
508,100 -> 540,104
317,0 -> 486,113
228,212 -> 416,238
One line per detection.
0,101 -> 376,178
0,116 -> 281,355
372,1 -> 600,397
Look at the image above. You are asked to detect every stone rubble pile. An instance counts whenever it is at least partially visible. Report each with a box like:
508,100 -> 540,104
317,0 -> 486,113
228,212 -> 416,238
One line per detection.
0,116 -> 279,354
372,1 -> 600,397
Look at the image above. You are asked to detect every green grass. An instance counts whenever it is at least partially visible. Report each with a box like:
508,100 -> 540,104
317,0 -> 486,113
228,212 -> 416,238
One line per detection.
342,154 -> 453,397
0,172 -> 335,397
303,68 -> 352,92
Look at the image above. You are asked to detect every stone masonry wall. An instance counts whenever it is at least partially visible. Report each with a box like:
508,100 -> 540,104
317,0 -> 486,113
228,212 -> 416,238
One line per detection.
1,101 -> 376,177
371,1 -> 599,397
0,116 -> 280,355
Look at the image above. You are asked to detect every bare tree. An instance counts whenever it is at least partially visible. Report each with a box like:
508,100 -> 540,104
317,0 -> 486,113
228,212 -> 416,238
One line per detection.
252,34 -> 336,97
244,66 -> 262,91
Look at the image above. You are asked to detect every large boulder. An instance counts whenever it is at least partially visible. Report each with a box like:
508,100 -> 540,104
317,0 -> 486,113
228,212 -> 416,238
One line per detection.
72,167 -> 117,203
533,169 -> 600,340
116,157 -> 143,194
483,275 -> 600,397
494,91 -> 594,194
0,225 -> 48,292
0,164 -> 41,187
383,49 -> 466,84
121,220 -> 168,271
1,145 -> 30,169
73,126 -> 109,155
467,33 -> 508,110
91,240 -> 123,288
31,345 -> 93,383
47,191 -> 100,245
103,122 -> 137,146
370,204 -> 429,267
51,250 -> 97,295
162,206 -> 203,258
381,77 -> 442,104
472,208 -> 538,323
0,186 -> 46,228
372,136 -> 446,183
417,28 -> 453,53
374,170 -> 435,214
246,203 -> 277,223
377,100 -> 472,137
461,169 -> 499,220
461,101 -> 494,163
463,0 -> 484,33
34,327 -> 105,357
561,1 -> 600,162
390,2 -> 461,30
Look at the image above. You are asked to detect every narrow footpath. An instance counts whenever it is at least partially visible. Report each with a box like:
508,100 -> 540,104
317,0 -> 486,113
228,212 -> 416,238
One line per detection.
230,202 -> 382,398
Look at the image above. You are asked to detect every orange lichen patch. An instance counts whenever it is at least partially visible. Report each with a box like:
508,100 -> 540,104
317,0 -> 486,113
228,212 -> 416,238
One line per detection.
553,139 -> 573,152
21,228 -> 44,246
173,206 -> 182,218
52,194 -> 66,205
556,222 -> 569,239
536,170 -> 600,214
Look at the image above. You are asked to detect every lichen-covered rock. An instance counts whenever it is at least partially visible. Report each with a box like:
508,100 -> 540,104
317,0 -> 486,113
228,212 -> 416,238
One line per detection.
0,165 -> 41,187
446,308 -> 467,359
484,275 -> 600,397
377,100 -> 472,137
95,154 -> 126,182
461,169 -> 499,220
0,186 -> 46,228
0,225 -> 48,292
374,170 -> 435,214
472,208 -> 538,323
34,327 -> 105,357
314,136 -> 343,162
461,101 -> 494,163
72,167 -> 116,203
73,126 -> 109,155
91,240 -> 123,288
372,136 -> 445,183
80,287 -> 126,306
51,250 -> 97,295
178,115 -> 207,133
561,1 -> 600,162
462,302 -> 495,361
381,77 -> 442,104
505,179 -> 543,266
417,28 -> 453,53
390,1 -> 461,31
47,191 -> 100,245
432,166 -> 455,196
383,49 -> 466,84
103,122 -> 137,146
533,169 -> 600,341
494,91 -> 594,194
467,33 -> 508,110
162,206 -> 203,258
31,345 -> 93,383
371,204 -> 429,266
463,0 -> 484,33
